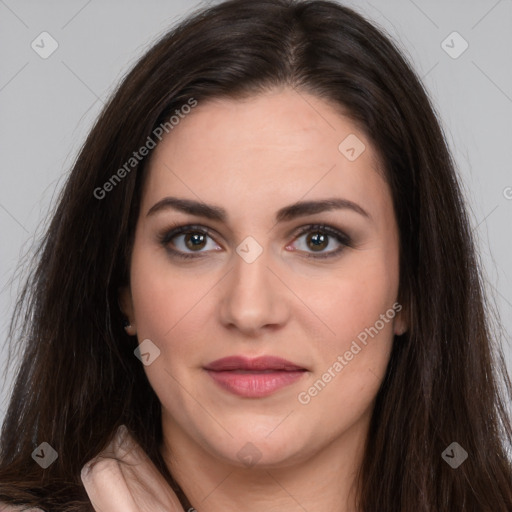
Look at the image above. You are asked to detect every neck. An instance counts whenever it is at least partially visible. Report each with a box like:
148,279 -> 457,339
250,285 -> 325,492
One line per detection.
160,411 -> 370,512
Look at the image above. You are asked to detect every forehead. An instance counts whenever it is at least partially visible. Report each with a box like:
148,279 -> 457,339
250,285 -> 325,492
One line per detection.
142,88 -> 390,223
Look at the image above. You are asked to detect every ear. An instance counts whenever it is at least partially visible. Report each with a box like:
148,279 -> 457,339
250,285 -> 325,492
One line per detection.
393,302 -> 408,336
118,286 -> 134,319
118,286 -> 136,336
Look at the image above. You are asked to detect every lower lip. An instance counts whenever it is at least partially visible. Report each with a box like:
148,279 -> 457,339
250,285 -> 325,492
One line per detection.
205,370 -> 306,398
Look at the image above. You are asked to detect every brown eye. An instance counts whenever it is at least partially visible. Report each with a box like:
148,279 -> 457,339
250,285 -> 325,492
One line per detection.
158,224 -> 221,259
183,232 -> 208,251
290,224 -> 351,259
306,232 -> 329,252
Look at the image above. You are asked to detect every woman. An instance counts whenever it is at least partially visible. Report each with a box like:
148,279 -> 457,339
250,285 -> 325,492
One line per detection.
1,0 -> 511,510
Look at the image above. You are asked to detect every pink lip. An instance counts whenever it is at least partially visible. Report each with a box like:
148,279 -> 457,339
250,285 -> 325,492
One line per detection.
204,356 -> 307,398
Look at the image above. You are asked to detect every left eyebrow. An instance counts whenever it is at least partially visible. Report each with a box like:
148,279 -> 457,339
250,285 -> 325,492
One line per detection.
146,196 -> 371,222
275,198 -> 371,222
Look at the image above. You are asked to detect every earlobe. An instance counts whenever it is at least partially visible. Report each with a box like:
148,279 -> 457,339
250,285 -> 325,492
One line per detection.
394,310 -> 408,336
118,286 -> 137,336
394,323 -> 407,336
124,323 -> 137,336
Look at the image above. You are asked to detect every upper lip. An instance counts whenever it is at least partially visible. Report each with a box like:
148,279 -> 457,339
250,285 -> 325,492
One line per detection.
204,356 -> 306,372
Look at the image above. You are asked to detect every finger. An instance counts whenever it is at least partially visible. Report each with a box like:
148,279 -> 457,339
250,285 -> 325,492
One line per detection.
83,425 -> 185,512
81,457 -> 139,512
113,430 -> 186,511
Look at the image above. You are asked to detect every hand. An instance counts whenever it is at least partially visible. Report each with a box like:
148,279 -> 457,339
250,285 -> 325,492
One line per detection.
81,425 -> 185,512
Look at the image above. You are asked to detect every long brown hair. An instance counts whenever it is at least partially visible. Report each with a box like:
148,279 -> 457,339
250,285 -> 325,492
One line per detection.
1,0 -> 511,510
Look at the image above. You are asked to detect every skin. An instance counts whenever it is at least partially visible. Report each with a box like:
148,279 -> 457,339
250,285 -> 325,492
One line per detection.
119,87 -> 407,512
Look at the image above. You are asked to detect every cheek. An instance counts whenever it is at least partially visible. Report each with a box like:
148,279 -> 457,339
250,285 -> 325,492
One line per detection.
128,248 -> 205,415
129,241 -> 198,339
296,308 -> 395,438
296,250 -> 398,406
306,249 -> 399,350
128,243 -> 211,378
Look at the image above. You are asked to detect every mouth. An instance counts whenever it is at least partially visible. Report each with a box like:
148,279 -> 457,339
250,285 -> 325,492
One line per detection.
203,355 -> 308,398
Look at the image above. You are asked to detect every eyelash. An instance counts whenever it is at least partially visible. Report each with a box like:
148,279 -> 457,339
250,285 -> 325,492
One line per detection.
157,223 -> 352,260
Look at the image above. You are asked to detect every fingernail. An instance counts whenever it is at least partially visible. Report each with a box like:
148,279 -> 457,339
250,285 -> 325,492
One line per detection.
80,461 -> 92,480
116,424 -> 128,438
114,424 -> 131,454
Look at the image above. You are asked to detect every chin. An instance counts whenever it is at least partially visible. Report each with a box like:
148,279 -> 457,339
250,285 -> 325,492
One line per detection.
206,426 -> 314,470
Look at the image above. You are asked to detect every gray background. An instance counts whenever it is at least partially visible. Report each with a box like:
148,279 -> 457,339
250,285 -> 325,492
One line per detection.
1,0 -> 511,428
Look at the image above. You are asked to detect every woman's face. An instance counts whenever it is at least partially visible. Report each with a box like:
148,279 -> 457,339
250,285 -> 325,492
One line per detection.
120,87 -> 406,469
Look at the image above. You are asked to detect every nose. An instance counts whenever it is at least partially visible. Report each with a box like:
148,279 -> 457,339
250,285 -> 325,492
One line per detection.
218,245 -> 290,337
